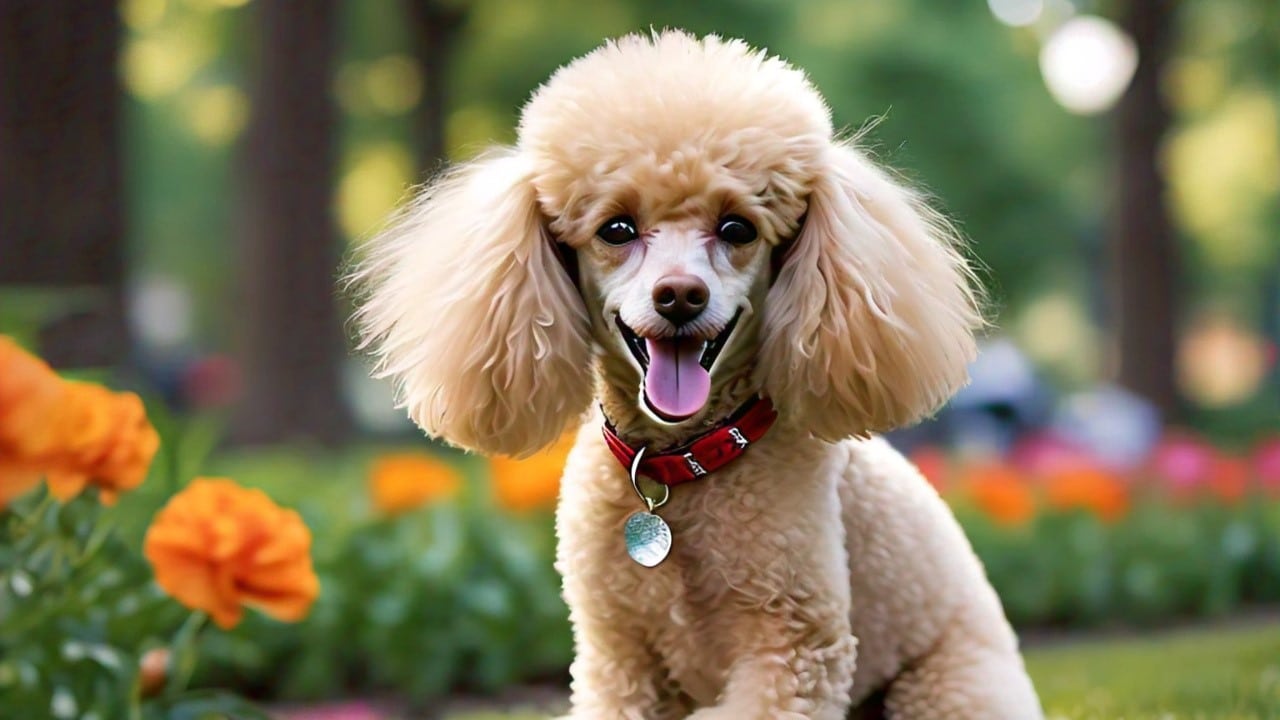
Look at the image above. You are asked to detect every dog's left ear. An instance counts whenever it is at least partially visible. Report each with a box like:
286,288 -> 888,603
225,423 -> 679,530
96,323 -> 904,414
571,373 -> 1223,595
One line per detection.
350,149 -> 592,457
759,141 -> 984,440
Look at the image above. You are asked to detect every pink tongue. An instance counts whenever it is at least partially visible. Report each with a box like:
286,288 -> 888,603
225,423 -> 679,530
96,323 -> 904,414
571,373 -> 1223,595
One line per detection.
643,337 -> 711,420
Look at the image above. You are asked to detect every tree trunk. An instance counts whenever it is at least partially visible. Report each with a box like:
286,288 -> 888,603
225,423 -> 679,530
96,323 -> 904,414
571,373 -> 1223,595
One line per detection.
231,0 -> 351,445
1111,0 -> 1180,418
405,0 -> 467,175
0,0 -> 127,368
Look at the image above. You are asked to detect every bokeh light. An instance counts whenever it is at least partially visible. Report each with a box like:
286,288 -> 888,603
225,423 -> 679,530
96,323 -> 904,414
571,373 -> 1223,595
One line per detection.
988,0 -> 1043,28
1039,16 -> 1138,115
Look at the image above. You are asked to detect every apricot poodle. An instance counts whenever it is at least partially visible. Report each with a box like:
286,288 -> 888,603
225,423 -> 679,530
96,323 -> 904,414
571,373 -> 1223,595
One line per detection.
354,30 -> 1043,720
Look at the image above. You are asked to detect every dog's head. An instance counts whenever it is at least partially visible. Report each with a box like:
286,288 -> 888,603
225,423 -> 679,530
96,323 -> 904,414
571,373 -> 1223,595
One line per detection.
352,31 -> 983,457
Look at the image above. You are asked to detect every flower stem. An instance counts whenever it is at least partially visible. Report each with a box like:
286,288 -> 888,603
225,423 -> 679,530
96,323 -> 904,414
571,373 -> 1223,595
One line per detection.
165,610 -> 208,696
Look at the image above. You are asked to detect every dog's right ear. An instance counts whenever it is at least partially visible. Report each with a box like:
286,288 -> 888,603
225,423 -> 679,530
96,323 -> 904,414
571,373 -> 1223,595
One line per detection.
758,141 -> 984,441
350,148 -> 592,457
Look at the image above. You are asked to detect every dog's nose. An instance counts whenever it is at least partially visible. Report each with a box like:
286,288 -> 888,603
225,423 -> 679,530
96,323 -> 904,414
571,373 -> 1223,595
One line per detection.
652,274 -> 709,325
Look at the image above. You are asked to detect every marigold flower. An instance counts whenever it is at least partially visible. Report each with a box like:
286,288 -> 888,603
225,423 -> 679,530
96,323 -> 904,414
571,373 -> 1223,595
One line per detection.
43,383 -> 160,505
0,337 -> 159,506
0,462 -> 41,510
0,336 -> 65,462
961,461 -> 1035,526
490,431 -> 576,512
144,478 -> 320,629
1044,464 -> 1130,522
368,452 -> 461,514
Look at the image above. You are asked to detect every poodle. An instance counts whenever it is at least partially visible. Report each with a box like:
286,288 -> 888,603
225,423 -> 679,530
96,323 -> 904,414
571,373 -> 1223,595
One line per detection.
353,31 -> 1043,720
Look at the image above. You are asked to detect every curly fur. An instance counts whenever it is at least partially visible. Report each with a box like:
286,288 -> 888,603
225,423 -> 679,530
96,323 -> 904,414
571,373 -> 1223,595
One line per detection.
353,30 -> 1041,719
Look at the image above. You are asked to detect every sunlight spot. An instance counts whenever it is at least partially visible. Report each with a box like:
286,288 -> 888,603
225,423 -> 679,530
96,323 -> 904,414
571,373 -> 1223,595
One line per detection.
445,105 -> 512,160
338,144 -> 415,240
1165,90 -> 1280,270
1014,291 -> 1098,383
121,0 -> 167,31
1039,16 -> 1137,115
1177,312 -> 1270,408
365,55 -> 423,115
180,85 -> 249,146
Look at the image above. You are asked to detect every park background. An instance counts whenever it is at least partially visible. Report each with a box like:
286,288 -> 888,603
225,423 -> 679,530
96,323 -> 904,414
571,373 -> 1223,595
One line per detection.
1,0 -> 1279,718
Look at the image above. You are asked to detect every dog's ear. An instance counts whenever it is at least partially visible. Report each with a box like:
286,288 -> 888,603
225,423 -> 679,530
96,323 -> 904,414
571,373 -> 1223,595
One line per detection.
759,141 -> 984,440
351,148 -> 591,457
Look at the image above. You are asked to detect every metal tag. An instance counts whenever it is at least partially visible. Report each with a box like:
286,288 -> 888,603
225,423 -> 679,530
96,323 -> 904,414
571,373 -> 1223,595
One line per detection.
624,511 -> 672,567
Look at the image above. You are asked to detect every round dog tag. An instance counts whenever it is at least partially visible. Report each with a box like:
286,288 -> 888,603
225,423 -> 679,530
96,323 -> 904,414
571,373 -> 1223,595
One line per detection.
624,511 -> 672,567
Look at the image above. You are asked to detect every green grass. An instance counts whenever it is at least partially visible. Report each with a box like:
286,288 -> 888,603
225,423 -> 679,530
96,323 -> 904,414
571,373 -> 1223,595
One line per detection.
1027,620 -> 1280,719
448,621 -> 1280,719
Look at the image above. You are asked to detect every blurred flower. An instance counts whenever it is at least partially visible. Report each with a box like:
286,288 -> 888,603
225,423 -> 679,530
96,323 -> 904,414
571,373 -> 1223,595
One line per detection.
0,336 -> 66,462
909,446 -> 948,493
1044,465 -> 1129,522
1148,432 -> 1217,496
0,466 -> 41,510
138,647 -> 170,698
0,337 -> 158,506
144,478 -> 319,629
961,461 -> 1035,526
1207,456 -> 1250,504
42,383 -> 160,505
1010,431 -> 1093,476
1255,438 -> 1280,496
490,431 -> 576,512
368,452 -> 460,515
0,338 -> 61,507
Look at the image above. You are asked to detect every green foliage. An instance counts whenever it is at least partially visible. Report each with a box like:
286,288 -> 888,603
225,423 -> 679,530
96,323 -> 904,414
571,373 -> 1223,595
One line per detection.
0,487 -> 271,720
189,448 -> 570,709
182,444 -> 1280,707
965,498 -> 1280,629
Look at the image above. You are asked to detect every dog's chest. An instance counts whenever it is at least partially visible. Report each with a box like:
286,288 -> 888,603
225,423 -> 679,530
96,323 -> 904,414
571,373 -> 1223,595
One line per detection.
618,474 -> 791,704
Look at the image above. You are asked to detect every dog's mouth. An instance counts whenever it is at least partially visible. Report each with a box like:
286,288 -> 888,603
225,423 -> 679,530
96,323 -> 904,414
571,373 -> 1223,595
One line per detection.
614,310 -> 741,423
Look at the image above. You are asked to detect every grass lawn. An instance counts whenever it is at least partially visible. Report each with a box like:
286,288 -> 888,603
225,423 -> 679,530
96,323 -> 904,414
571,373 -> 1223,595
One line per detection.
447,620 -> 1280,719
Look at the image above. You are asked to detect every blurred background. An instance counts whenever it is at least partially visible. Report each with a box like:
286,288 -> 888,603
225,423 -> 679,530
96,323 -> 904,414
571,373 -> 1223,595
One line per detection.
1,0 -> 1278,717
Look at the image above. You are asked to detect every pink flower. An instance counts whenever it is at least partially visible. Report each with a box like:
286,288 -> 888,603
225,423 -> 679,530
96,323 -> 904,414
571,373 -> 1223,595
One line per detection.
1148,432 -> 1217,494
1010,432 -> 1096,476
1254,438 -> 1280,495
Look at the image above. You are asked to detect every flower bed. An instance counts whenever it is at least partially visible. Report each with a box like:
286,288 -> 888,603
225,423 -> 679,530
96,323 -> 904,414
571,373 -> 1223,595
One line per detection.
4,334 -> 1279,711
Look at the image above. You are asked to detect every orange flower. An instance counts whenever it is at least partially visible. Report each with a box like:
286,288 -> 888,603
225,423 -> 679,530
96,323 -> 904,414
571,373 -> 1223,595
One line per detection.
144,478 -> 319,629
0,337 -> 65,462
1044,465 -> 1130,522
961,461 -> 1035,526
490,431 -> 576,512
43,383 -> 160,505
368,452 -> 461,514
0,337 -> 159,506
0,462 -> 41,510
1208,457 -> 1250,504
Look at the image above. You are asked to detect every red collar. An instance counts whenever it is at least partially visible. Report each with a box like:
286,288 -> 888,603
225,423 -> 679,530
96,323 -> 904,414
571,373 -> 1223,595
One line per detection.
601,396 -> 778,486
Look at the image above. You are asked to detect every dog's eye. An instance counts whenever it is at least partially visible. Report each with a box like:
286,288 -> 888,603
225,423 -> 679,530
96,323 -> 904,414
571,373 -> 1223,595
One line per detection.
716,215 -> 757,246
597,216 -> 639,246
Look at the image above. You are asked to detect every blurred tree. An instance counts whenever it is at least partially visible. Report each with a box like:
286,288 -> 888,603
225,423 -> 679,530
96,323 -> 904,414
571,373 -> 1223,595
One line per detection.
0,0 -> 128,368
406,0 -> 469,172
1112,0 -> 1181,418
231,0 -> 351,444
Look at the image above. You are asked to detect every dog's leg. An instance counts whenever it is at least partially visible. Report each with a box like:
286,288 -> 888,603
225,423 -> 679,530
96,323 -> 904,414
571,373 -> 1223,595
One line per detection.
557,618 -> 688,720
881,605 -> 1042,720
683,612 -> 857,720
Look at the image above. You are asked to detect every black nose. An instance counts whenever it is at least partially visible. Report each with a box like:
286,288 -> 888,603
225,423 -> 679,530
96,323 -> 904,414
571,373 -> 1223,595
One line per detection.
652,274 -> 709,325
